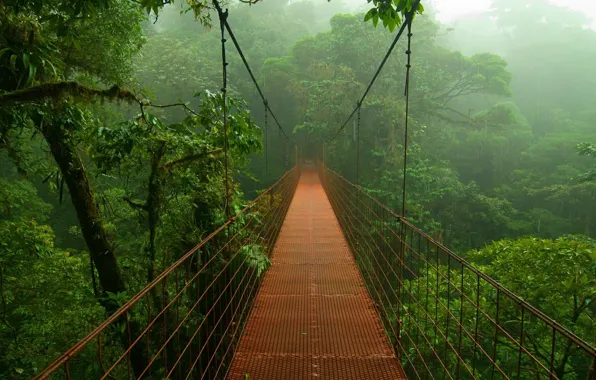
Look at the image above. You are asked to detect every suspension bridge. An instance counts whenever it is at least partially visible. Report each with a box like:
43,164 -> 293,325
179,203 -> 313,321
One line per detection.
33,2 -> 596,379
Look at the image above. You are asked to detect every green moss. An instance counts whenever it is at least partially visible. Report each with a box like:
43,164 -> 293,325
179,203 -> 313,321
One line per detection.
0,81 -> 139,106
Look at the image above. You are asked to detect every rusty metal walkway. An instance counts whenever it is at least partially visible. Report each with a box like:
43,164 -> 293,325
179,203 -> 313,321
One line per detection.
227,169 -> 405,379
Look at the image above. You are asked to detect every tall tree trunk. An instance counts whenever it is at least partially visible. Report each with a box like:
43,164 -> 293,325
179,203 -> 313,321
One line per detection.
41,121 -> 125,294
40,119 -> 150,377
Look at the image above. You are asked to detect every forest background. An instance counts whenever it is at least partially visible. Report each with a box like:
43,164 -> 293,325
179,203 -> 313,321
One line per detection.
0,0 -> 595,377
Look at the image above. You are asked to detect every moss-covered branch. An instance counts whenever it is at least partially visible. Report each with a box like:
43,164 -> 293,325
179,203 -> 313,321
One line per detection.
123,197 -> 148,211
160,149 -> 223,170
0,81 -> 139,106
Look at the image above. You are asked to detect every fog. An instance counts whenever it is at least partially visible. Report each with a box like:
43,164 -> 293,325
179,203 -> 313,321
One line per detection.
1,0 -> 595,377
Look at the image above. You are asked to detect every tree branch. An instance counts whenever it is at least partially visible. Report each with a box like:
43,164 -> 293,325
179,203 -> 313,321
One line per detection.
145,102 -> 200,117
0,81 -> 139,106
525,332 -> 552,365
575,290 -> 596,317
429,110 -> 457,123
123,197 -> 148,211
442,106 -> 505,131
160,148 -> 223,170
433,74 -> 468,101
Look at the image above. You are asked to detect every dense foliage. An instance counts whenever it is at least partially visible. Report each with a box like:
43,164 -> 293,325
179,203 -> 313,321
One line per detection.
0,0 -> 594,378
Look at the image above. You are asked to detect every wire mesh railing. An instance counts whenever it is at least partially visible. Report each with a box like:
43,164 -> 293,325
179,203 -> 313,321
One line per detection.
34,167 -> 300,380
319,163 -> 596,380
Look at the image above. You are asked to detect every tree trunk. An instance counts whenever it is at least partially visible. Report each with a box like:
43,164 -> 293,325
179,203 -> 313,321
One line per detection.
147,142 -> 167,283
41,121 -> 125,294
40,119 -> 151,377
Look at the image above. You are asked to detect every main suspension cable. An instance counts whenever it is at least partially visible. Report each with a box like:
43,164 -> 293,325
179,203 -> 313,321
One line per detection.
328,0 -> 421,142
213,4 -> 292,142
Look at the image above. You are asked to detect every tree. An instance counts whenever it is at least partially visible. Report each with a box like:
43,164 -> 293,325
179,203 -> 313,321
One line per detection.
577,142 -> 596,182
390,235 -> 596,378
0,177 -> 104,378
0,0 -> 148,297
0,0 -> 261,376
93,92 -> 262,282
468,236 -> 596,378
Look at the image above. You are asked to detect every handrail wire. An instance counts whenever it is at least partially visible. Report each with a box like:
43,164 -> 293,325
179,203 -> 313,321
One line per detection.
319,164 -> 596,380
323,167 -> 472,378
34,167 -> 300,379
328,0 -> 421,142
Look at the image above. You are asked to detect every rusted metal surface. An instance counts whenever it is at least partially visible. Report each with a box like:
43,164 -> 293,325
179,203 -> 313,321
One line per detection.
227,169 -> 405,380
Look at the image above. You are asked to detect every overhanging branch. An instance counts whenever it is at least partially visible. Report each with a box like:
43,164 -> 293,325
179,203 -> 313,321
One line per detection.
123,197 -> 148,211
0,82 -> 139,106
145,102 -> 200,117
161,149 -> 223,170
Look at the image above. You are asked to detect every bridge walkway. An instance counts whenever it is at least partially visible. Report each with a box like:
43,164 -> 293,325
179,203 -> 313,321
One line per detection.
227,169 -> 405,379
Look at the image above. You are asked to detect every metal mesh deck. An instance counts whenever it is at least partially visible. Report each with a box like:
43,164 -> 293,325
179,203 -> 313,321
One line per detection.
227,170 -> 405,379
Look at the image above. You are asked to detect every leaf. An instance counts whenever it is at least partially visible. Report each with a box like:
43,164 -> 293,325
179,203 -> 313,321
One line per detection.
9,54 -> 17,70
393,0 -> 407,11
46,59 -> 58,78
387,13 -> 398,32
27,64 -> 37,86
0,47 -> 13,59
22,53 -> 30,69
364,8 -> 378,22
71,37 -> 81,50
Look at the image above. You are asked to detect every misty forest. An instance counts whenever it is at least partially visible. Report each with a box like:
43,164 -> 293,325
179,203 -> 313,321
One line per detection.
1,0 -> 595,378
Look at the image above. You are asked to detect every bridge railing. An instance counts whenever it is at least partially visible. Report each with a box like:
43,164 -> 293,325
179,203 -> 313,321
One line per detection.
35,167 -> 300,380
319,164 -> 596,380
